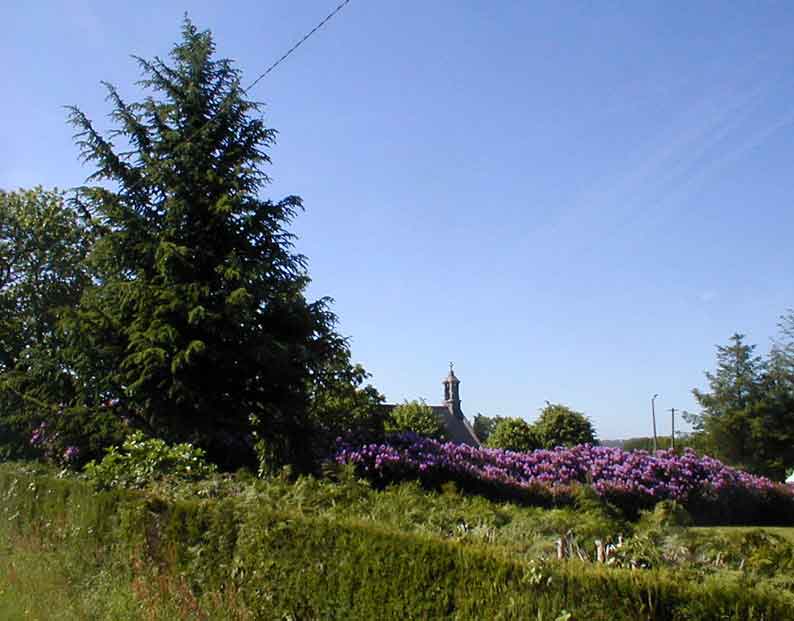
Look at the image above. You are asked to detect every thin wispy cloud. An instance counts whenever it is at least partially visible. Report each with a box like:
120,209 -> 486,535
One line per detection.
534,68 -> 794,256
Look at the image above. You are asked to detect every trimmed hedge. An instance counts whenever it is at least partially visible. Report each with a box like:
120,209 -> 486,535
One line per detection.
1,464 -> 793,620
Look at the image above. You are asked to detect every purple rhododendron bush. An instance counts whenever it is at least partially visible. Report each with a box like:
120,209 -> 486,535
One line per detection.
334,433 -> 794,525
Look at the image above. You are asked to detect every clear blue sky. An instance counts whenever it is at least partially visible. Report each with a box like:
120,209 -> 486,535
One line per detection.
3,1 -> 793,439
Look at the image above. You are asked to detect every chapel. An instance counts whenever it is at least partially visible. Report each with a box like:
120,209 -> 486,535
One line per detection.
383,364 -> 481,446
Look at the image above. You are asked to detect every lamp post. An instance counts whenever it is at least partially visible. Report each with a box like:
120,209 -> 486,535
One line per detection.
669,407 -> 676,450
651,394 -> 659,452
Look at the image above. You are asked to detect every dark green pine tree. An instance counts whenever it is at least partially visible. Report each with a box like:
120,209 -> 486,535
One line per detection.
65,19 -> 342,469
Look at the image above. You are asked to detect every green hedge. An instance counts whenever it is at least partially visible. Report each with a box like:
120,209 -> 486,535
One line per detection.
1,464 -> 792,620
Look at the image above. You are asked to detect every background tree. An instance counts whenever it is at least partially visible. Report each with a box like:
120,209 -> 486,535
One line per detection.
0,188 -> 90,371
0,188 -> 96,461
386,400 -> 445,440
691,334 -> 764,470
472,413 -> 502,444
308,354 -> 386,446
62,20 -> 352,470
771,310 -> 794,374
692,330 -> 794,479
533,403 -> 597,448
485,417 -> 540,453
622,436 -> 674,452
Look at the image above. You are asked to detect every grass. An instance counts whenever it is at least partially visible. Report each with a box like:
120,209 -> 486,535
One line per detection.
691,526 -> 794,543
0,536 -> 139,620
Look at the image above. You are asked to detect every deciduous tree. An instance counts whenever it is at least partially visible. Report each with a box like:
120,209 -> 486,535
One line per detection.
0,188 -> 93,460
485,417 -> 539,453
386,400 -> 445,440
534,403 -> 597,448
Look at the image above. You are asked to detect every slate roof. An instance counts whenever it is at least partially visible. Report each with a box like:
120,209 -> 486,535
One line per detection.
431,406 -> 481,447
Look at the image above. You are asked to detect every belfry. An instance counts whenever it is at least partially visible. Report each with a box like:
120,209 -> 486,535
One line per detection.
436,363 -> 479,445
443,363 -> 462,418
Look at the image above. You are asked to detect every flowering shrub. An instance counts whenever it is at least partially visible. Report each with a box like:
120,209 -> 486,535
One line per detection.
334,434 -> 794,523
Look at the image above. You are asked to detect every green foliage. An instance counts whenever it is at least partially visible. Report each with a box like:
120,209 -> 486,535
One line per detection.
83,431 -> 217,489
486,417 -> 540,452
386,399 -> 445,439
534,402 -> 598,448
61,19 -> 355,470
692,329 -> 794,479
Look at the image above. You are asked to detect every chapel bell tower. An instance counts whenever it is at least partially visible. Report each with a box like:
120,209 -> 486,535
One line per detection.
443,363 -> 463,419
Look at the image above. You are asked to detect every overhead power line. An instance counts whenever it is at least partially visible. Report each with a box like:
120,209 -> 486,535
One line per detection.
246,0 -> 352,92
75,0 -> 353,202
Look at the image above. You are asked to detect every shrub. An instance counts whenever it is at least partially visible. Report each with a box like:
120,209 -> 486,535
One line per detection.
83,431 -> 216,489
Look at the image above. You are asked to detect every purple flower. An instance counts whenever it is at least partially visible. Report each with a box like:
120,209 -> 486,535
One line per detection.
30,422 -> 48,446
333,434 -> 792,507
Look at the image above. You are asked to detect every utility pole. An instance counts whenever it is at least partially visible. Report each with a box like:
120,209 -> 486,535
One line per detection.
651,394 -> 659,452
668,408 -> 676,450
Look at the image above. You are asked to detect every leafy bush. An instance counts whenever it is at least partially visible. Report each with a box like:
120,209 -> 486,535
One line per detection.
385,399 -> 445,439
83,431 -> 216,489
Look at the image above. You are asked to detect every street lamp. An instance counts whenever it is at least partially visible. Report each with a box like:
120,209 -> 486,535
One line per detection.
651,394 -> 659,452
669,407 -> 677,450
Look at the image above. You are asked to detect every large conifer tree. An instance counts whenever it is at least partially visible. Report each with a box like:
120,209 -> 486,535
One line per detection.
691,332 -> 794,479
66,19 -> 341,468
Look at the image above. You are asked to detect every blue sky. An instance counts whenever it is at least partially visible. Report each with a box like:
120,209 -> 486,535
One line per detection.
2,1 -> 793,439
